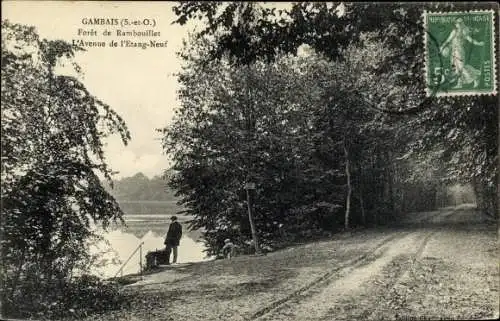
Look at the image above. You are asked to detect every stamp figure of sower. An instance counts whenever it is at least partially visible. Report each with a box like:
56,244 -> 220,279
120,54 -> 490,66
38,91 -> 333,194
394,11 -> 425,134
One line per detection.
439,17 -> 485,89
425,10 -> 496,96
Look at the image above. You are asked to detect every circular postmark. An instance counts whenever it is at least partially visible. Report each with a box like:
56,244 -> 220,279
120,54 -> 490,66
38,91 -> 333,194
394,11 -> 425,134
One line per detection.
348,8 -> 447,115
349,6 -> 496,116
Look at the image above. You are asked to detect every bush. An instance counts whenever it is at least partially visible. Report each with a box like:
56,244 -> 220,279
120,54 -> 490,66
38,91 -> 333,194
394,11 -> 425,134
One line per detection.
3,274 -> 130,320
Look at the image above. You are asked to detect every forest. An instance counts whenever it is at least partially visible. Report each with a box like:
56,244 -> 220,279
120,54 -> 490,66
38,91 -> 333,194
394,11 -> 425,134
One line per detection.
161,2 -> 498,255
103,172 -> 180,214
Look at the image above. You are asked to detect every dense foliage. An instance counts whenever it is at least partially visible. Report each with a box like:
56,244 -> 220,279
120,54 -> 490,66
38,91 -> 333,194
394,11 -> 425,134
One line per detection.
1,21 -> 130,319
163,2 -> 498,255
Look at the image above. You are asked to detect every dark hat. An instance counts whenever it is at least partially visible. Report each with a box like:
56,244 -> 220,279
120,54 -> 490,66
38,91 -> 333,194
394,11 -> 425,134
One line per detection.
171,216 -> 178,221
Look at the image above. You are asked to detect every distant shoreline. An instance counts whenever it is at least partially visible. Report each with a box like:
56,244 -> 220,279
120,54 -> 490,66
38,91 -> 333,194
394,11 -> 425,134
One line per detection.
116,200 -> 185,215
123,213 -> 195,220
117,200 -> 181,204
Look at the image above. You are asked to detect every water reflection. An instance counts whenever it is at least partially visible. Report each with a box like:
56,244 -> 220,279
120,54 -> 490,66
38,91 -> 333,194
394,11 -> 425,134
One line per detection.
88,215 -> 210,278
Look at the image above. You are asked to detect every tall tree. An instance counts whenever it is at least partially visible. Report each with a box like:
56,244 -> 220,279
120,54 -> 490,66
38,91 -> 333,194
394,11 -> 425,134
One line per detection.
1,20 -> 130,317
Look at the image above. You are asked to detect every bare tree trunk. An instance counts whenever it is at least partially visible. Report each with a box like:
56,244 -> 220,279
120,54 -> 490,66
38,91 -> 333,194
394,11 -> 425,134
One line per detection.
386,151 -> 395,214
359,164 -> 366,226
343,139 -> 351,230
401,188 -> 406,213
9,248 -> 26,300
360,190 -> 366,226
471,176 -> 481,208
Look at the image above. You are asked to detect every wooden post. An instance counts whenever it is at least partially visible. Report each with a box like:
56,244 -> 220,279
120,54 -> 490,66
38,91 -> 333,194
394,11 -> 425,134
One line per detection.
139,243 -> 143,275
245,182 -> 260,254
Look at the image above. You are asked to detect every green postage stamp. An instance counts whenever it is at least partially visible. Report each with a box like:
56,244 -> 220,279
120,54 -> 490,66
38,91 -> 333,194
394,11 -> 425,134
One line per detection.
424,10 -> 497,97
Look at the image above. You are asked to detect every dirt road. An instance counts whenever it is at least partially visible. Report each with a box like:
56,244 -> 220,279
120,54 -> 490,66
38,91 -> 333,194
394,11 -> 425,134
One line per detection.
91,205 -> 498,321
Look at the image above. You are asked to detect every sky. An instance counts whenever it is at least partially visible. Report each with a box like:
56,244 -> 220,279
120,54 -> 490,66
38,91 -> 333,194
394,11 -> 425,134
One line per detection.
2,1 -> 199,179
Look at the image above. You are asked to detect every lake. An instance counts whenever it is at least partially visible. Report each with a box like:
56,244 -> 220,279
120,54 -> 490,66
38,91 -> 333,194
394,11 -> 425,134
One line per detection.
89,214 -> 212,278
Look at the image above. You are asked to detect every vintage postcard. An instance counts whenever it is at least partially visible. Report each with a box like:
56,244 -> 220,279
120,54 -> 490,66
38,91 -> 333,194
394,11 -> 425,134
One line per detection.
1,1 -> 498,321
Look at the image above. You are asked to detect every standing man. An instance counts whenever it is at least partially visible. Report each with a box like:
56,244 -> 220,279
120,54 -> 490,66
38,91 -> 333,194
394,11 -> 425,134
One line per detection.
164,216 -> 182,265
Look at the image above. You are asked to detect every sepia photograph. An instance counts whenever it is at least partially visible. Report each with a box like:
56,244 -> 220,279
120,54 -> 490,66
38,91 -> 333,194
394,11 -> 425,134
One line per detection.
1,1 -> 498,320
